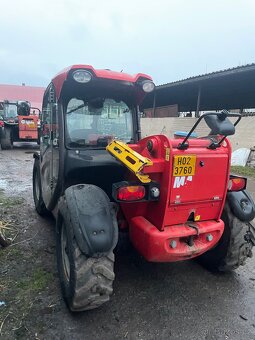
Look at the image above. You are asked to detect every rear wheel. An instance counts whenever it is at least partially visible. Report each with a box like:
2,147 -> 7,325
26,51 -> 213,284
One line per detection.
198,202 -> 254,271
32,159 -> 49,216
1,127 -> 13,150
56,211 -> 115,312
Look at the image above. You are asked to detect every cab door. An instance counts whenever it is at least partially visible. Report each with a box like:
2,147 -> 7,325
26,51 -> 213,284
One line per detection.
40,84 -> 59,209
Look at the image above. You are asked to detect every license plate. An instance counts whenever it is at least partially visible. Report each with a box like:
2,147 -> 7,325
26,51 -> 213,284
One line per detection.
173,155 -> 196,176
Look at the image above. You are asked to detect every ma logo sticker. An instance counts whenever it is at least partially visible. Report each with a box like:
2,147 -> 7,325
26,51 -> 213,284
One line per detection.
173,176 -> 193,188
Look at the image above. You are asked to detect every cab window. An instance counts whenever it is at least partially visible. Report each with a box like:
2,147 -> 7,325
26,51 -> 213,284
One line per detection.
65,98 -> 133,147
41,84 -> 58,153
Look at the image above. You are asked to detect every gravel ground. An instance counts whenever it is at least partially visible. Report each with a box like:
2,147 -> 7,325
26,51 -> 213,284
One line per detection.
0,143 -> 255,340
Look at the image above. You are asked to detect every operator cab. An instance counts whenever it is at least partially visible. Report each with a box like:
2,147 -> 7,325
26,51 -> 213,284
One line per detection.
39,65 -> 154,210
3,102 -> 18,120
2,100 -> 31,120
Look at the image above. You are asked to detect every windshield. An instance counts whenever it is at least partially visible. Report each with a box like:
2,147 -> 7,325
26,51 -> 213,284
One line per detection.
4,104 -> 17,118
65,98 -> 134,148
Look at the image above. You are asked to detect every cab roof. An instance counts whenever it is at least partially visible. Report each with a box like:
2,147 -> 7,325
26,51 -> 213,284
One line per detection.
52,65 -> 152,99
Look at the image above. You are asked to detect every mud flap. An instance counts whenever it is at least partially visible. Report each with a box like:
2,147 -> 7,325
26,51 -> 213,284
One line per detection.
227,190 -> 255,222
58,184 -> 118,257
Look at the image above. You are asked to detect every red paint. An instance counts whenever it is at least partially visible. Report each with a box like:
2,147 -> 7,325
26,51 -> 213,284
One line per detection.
18,115 -> 39,140
119,134 -> 231,262
52,64 -> 152,100
51,65 -> 233,263
129,216 -> 224,262
121,135 -> 231,229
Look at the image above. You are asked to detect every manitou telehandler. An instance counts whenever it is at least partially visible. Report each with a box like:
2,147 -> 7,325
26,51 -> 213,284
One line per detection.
33,65 -> 255,312
0,100 -> 40,149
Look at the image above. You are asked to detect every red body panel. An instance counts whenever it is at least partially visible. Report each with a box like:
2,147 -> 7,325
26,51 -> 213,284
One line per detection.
119,135 -> 231,262
18,115 -> 38,140
121,135 -> 231,229
129,216 -> 224,262
52,64 -> 152,99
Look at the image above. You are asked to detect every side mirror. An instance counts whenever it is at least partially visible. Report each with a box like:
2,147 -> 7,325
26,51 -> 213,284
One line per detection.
204,110 -> 235,136
177,110 -> 241,150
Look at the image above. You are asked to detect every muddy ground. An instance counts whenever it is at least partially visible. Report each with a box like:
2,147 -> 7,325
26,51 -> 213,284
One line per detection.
0,144 -> 255,340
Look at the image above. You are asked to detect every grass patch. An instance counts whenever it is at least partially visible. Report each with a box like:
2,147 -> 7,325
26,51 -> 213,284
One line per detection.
16,268 -> 54,292
0,190 -> 24,208
0,258 -> 54,338
0,246 -> 21,260
231,166 -> 255,178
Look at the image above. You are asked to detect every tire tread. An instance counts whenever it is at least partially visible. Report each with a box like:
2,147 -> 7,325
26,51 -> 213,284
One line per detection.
198,202 -> 254,272
57,211 -> 115,312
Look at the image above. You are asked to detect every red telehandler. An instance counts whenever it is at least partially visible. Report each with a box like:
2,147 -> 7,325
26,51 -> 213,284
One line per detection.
33,65 -> 255,311
0,100 -> 40,149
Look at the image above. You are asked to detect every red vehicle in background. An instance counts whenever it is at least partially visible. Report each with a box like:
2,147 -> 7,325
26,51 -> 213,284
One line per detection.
0,100 -> 41,149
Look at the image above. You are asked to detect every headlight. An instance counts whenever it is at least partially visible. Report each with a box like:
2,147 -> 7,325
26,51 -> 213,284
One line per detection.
141,81 -> 155,93
73,70 -> 92,83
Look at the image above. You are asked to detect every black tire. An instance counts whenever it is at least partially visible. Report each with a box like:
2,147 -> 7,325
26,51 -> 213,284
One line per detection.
198,202 -> 254,272
37,130 -> 40,145
1,127 -> 13,150
32,159 -> 49,216
56,211 -> 115,312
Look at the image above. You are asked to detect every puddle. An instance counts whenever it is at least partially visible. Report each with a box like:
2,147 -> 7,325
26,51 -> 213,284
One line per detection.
0,178 -> 29,197
0,179 -> 8,191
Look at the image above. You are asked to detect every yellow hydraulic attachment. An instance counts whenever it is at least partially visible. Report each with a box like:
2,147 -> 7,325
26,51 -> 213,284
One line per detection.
106,140 -> 153,183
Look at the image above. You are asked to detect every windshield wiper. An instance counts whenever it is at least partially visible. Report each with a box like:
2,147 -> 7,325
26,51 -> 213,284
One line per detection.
66,103 -> 86,115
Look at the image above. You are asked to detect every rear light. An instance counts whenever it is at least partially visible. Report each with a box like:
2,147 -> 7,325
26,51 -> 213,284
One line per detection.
113,181 -> 160,202
228,176 -> 247,191
117,186 -> 145,201
0,120 -> 4,127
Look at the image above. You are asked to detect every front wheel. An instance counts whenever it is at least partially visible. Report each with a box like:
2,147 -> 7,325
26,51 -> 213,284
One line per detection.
32,159 -> 49,216
198,202 -> 254,271
56,212 -> 115,312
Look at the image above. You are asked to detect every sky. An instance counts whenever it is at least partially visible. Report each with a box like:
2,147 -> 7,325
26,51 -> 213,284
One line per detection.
1,0 -> 255,87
